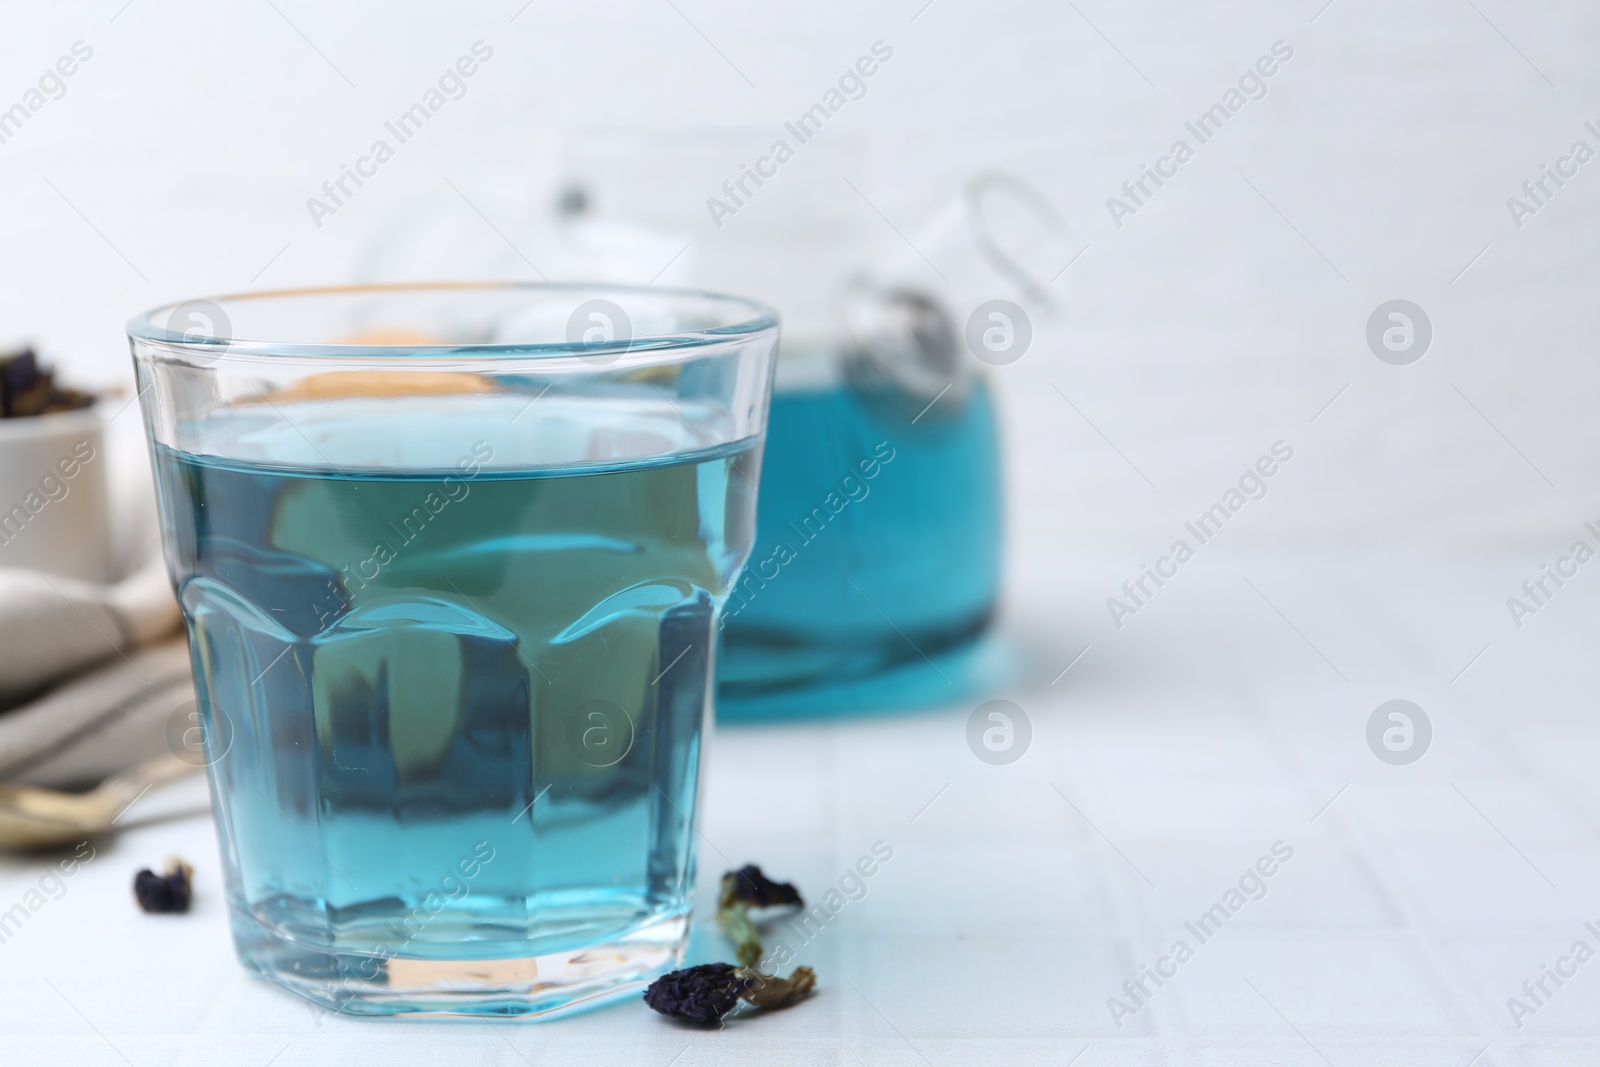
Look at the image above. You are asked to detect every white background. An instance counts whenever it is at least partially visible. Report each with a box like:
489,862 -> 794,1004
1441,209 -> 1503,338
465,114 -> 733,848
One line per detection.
5,0 -> 1598,552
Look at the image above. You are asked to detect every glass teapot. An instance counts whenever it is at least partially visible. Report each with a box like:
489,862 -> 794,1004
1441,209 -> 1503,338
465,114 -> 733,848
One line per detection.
554,129 -> 1072,717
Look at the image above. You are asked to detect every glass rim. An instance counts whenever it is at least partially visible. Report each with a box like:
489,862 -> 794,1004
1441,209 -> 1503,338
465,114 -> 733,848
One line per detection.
126,281 -> 780,366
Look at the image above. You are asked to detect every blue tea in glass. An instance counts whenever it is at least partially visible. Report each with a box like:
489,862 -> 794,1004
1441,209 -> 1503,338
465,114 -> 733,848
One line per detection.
129,284 -> 778,1016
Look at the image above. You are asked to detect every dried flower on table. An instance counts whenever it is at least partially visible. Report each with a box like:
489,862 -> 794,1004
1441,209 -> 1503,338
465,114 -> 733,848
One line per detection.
644,863 -> 817,1024
134,858 -> 193,914
718,864 -> 803,967
643,963 -> 751,1024
643,962 -> 817,1025
722,864 -> 803,909
739,964 -> 816,1010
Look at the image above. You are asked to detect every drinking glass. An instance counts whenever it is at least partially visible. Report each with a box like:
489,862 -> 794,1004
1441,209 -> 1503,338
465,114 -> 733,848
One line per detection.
127,283 -> 778,1016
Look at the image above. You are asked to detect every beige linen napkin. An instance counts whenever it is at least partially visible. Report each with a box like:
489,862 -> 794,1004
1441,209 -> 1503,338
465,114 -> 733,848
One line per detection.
0,557 -> 193,788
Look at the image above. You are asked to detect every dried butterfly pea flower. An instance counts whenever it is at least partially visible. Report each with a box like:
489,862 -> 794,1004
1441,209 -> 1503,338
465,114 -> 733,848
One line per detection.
719,864 -> 803,967
645,864 -> 817,1024
643,963 -> 817,1024
740,964 -> 816,1011
722,864 -> 802,909
643,963 -> 751,1024
133,858 -> 193,914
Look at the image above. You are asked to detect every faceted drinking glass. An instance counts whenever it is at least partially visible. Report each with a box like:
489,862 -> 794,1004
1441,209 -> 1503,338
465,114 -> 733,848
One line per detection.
127,283 -> 778,1016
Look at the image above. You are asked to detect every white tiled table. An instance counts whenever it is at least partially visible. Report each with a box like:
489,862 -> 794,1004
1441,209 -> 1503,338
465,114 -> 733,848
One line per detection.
2,548 -> 1594,1065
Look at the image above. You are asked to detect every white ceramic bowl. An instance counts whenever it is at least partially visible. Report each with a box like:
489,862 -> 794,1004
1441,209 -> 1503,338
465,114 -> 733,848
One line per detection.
0,407 -> 111,581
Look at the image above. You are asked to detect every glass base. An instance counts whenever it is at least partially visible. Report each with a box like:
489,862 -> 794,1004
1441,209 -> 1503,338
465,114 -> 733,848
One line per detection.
233,908 -> 687,1018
